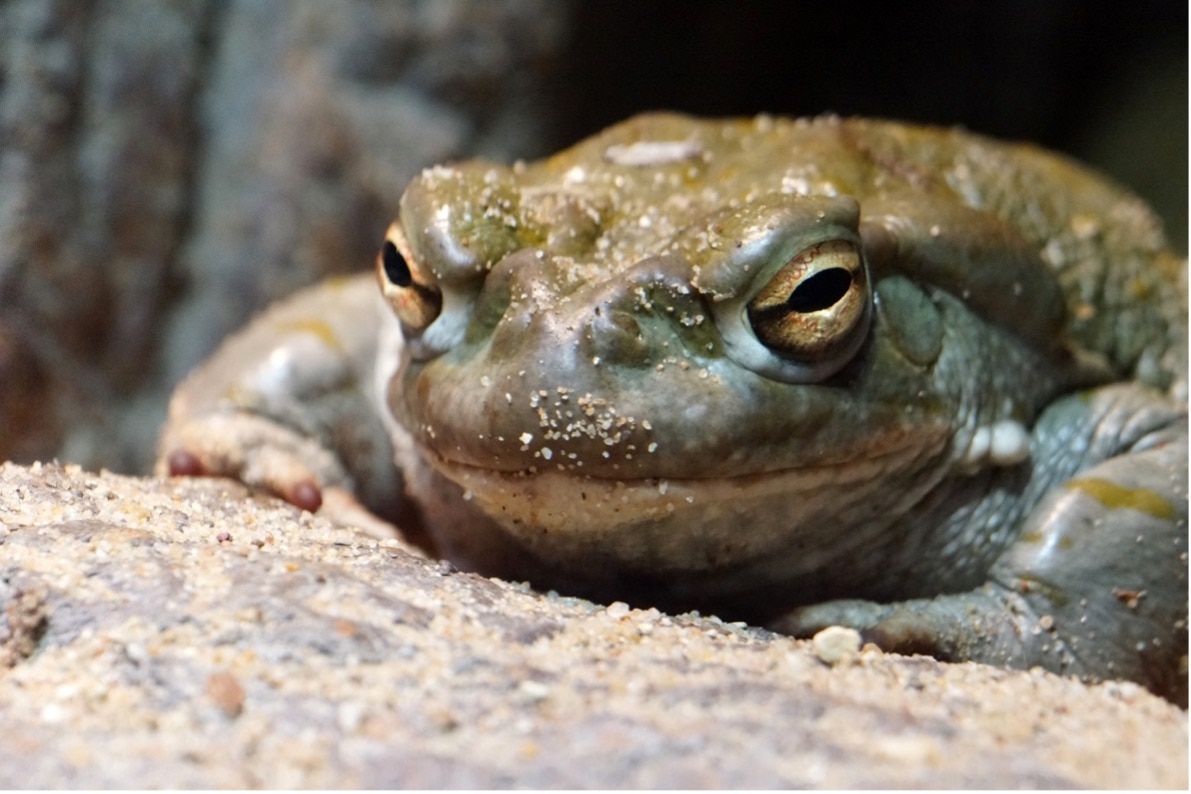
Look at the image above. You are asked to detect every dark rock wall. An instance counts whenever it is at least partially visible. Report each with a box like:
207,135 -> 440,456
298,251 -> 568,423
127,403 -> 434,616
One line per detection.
0,0 -> 568,472
1,0 -> 211,465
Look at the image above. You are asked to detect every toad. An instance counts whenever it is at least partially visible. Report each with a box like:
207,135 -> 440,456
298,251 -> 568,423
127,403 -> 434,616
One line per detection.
160,114 -> 1187,702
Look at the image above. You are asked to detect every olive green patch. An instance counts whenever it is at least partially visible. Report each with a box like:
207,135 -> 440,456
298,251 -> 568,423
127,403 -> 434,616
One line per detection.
1065,477 -> 1176,520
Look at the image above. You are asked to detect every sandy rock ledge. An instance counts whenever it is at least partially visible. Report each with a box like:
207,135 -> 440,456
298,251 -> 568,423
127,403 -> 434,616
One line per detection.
0,461 -> 1185,788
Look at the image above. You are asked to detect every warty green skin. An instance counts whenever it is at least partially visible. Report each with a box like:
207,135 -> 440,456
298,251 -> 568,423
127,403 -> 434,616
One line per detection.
159,114 -> 1188,703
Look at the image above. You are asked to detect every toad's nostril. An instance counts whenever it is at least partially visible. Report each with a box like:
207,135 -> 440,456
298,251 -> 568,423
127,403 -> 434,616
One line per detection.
588,307 -> 649,367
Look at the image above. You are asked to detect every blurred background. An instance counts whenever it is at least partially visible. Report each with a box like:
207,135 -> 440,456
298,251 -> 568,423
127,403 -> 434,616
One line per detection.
0,0 -> 1186,475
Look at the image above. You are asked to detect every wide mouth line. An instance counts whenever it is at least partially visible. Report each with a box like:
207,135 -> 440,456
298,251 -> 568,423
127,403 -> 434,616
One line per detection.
423,443 -> 912,486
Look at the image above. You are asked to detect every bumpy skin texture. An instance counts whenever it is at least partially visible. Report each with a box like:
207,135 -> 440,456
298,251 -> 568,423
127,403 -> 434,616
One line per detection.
160,114 -> 1188,703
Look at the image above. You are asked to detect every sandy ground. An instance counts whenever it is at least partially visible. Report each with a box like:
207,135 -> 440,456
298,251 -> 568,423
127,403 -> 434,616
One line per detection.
0,461 -> 1185,788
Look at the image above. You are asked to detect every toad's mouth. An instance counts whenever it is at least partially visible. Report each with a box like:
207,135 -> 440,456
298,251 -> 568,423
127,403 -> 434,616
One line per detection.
417,437 -> 946,580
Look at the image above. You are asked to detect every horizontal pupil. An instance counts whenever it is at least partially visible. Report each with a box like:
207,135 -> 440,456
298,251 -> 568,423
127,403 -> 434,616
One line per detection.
787,267 -> 852,313
382,240 -> 413,288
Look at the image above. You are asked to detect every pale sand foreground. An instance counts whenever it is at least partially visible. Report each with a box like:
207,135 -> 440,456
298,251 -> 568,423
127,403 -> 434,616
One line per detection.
0,462 -> 1185,788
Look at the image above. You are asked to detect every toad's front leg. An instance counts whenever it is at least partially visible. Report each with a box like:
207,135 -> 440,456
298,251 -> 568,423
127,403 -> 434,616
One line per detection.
773,383 -> 1188,705
157,274 -> 414,539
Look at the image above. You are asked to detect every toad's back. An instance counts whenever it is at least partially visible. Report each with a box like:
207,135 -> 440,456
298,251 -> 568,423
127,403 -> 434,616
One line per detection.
523,114 -> 1184,390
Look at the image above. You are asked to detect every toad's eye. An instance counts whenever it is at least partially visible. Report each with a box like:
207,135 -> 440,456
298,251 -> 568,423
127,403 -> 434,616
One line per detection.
376,223 -> 442,333
747,240 -> 868,360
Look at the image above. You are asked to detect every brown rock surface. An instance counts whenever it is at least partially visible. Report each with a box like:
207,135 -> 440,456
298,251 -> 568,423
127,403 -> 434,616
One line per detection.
0,461 -> 1185,788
